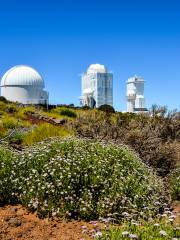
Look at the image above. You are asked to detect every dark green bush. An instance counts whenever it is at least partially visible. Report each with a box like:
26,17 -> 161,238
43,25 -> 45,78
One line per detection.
98,104 -> 115,113
0,96 -> 8,103
81,105 -> 91,110
60,109 -> 77,118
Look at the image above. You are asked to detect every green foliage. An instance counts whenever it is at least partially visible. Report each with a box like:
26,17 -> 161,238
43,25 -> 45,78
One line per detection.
2,116 -> 19,129
23,123 -> 71,145
117,112 -> 138,127
60,109 -> 77,118
1,115 -> 29,130
81,105 -> 91,110
5,104 -> 18,113
0,138 -> 167,220
168,167 -> 180,200
97,220 -> 180,239
0,147 -> 15,203
16,106 -> 35,119
8,130 -> 24,145
0,124 -> 7,138
0,96 -> 8,103
98,104 -> 115,113
0,101 -> 7,112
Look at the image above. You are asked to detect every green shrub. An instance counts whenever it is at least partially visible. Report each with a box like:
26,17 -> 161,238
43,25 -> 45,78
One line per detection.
0,138 -> 167,220
6,104 -> 18,113
98,104 -> 115,113
168,167 -> 180,200
0,96 -> 8,103
8,130 -> 24,145
60,109 -> 77,118
96,220 -> 180,239
2,116 -> 19,129
81,105 -> 91,110
23,123 -> 71,145
16,106 -> 35,120
0,124 -> 7,138
0,101 -> 7,112
0,147 -> 16,203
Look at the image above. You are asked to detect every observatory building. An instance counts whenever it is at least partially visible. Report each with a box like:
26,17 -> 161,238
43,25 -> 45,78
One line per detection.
80,64 -> 113,108
126,75 -> 147,113
0,65 -> 49,105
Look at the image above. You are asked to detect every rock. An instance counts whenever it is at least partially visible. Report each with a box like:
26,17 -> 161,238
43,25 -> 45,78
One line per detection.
38,115 -> 44,120
9,218 -> 22,227
53,118 -> 67,125
16,232 -> 23,238
43,116 -> 49,120
32,113 -> 40,118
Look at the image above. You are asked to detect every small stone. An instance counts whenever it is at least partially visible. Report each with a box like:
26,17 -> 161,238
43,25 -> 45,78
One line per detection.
9,218 -> 22,227
53,118 -> 67,125
16,232 -> 23,238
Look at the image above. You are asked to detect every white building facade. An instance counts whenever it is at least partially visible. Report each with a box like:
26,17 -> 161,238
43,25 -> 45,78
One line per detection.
126,75 -> 147,112
80,64 -> 113,108
0,65 -> 49,105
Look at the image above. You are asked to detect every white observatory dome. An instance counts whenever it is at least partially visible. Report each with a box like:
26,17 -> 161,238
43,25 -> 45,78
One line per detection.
1,65 -> 48,105
1,65 -> 44,88
87,64 -> 107,74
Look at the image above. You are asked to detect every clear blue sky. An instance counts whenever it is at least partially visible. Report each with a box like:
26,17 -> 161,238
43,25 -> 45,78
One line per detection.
0,0 -> 179,110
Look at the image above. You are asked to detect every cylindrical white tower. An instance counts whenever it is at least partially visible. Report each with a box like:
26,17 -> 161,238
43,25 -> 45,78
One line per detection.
127,76 -> 136,112
126,75 -> 145,112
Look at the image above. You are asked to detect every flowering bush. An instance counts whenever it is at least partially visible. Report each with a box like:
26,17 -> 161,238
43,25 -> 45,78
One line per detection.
95,220 -> 180,239
0,138 -> 168,220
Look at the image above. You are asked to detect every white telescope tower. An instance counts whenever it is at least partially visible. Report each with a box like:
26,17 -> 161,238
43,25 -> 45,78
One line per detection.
126,75 -> 146,113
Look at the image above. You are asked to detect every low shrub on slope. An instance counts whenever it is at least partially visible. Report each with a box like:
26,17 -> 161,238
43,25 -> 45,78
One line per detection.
0,138 -> 168,221
96,220 -> 180,240
22,123 -> 71,145
168,167 -> 180,200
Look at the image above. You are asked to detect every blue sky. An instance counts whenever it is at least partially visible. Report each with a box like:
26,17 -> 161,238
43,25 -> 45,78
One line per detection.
0,0 -> 179,110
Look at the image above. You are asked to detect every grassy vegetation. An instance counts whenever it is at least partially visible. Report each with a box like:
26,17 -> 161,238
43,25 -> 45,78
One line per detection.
22,123 -> 71,145
2,115 -> 19,129
15,106 -> 35,120
49,106 -> 78,119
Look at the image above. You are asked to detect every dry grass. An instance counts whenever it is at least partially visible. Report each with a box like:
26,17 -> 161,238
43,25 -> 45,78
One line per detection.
22,123 -> 72,145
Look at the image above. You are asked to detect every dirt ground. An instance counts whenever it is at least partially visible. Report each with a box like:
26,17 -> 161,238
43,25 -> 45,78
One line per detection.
0,205 -> 90,240
0,203 -> 180,240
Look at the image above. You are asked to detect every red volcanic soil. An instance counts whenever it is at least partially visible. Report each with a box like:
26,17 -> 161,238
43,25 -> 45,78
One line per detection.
0,205 -> 90,240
